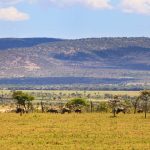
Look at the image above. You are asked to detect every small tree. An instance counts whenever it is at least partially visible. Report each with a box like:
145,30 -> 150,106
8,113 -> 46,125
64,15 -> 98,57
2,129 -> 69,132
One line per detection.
109,95 -> 120,117
26,95 -> 34,111
131,96 -> 140,114
67,98 -> 88,109
12,91 -> 34,111
139,90 -> 150,118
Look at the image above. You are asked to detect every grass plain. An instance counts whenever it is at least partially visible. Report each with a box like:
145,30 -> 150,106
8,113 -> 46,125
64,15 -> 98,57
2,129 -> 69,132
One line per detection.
0,113 -> 150,150
23,90 -> 140,96
0,90 -> 140,96
0,90 -> 140,103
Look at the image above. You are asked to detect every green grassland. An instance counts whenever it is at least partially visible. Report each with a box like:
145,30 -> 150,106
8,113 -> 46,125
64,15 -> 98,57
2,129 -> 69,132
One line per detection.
0,90 -> 140,106
0,113 -> 150,150
0,90 -> 140,96
22,90 -> 140,96
0,90 -> 140,105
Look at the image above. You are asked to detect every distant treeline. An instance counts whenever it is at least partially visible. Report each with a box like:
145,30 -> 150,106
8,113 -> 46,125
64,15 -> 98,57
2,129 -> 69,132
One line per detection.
0,77 -> 135,85
0,77 -> 148,91
0,38 -> 62,50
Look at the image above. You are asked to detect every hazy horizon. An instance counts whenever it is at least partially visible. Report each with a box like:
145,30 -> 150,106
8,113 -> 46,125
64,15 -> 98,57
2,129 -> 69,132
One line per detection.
1,36 -> 150,40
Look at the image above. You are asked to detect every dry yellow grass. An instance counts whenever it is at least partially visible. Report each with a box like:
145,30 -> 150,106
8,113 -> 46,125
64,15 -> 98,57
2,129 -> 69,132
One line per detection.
0,113 -> 150,150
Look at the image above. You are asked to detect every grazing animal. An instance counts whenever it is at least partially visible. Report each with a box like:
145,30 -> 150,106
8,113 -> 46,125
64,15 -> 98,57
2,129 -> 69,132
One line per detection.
75,109 -> 82,113
116,107 -> 126,114
16,108 -> 25,114
137,109 -> 143,113
47,108 -> 58,113
61,108 -> 71,114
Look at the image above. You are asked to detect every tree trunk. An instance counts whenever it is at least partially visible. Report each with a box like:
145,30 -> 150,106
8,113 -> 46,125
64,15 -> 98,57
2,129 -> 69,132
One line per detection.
41,101 -> 44,113
144,101 -> 147,118
90,101 -> 93,113
113,108 -> 116,117
145,111 -> 147,118
134,106 -> 137,114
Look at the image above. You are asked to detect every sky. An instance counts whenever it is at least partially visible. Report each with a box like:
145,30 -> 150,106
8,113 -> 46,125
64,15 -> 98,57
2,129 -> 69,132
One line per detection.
0,0 -> 150,39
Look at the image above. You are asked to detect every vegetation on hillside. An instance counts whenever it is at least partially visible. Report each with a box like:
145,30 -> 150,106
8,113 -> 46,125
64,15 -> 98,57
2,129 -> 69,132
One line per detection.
0,37 -> 150,89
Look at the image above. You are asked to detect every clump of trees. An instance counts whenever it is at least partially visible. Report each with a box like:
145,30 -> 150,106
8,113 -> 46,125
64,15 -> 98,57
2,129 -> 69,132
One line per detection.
107,90 -> 150,118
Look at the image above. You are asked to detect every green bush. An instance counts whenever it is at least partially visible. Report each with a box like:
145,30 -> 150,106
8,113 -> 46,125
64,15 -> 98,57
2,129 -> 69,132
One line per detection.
67,98 -> 88,107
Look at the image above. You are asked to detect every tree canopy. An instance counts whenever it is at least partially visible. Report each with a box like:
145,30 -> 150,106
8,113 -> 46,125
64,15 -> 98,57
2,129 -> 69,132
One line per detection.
67,98 -> 88,107
12,91 -> 34,109
139,90 -> 150,118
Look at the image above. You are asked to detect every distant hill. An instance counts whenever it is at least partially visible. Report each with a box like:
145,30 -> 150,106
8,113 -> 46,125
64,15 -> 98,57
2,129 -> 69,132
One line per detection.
0,38 -> 62,50
0,37 -> 150,87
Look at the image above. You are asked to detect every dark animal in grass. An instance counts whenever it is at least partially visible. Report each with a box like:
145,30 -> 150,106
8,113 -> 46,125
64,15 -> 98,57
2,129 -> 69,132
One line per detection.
75,109 -> 82,113
116,107 -> 126,114
137,109 -> 143,113
61,108 -> 71,114
47,108 -> 58,113
16,108 -> 25,114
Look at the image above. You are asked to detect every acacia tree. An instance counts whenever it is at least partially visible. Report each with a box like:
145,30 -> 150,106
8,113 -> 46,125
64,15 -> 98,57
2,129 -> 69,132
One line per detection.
131,96 -> 140,114
12,91 -> 34,111
109,95 -> 120,117
139,90 -> 150,118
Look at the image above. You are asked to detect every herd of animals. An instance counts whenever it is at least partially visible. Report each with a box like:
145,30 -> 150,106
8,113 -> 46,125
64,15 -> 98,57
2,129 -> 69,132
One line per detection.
16,107 -> 82,114
114,107 -> 143,114
14,107 -> 144,115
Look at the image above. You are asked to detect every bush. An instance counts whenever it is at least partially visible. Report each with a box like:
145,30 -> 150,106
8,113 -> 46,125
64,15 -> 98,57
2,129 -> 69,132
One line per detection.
96,101 -> 109,113
67,98 -> 88,107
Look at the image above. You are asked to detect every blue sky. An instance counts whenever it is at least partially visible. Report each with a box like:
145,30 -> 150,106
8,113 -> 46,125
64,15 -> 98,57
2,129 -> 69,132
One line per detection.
0,0 -> 150,39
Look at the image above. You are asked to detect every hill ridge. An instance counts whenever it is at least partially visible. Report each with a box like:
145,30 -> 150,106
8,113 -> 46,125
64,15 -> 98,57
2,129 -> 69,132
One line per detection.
0,37 -> 150,86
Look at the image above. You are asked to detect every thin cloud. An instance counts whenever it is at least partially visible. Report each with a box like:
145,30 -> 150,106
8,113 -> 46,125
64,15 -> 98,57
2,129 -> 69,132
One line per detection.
0,7 -> 29,21
0,0 -> 23,6
121,0 -> 150,15
0,0 -> 35,6
39,0 -> 112,9
82,0 -> 112,9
